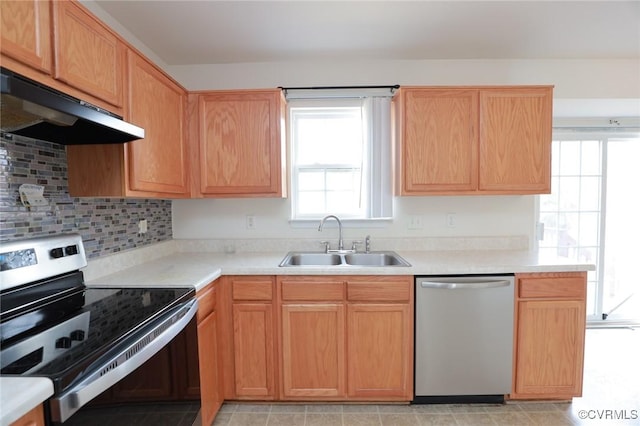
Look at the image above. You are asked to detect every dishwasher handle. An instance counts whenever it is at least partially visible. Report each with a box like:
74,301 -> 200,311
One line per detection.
419,280 -> 511,290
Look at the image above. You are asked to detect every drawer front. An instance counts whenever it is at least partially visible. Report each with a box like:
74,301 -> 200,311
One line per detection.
281,280 -> 344,301
232,278 -> 274,301
196,284 -> 216,322
518,274 -> 586,299
347,280 -> 411,302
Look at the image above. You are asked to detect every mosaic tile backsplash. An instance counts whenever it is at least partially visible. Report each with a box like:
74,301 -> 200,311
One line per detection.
0,134 -> 173,259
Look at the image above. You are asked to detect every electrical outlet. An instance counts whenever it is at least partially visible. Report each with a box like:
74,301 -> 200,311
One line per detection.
246,215 -> 256,230
446,213 -> 456,228
408,215 -> 424,230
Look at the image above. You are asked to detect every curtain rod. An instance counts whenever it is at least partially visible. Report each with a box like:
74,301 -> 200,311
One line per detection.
279,85 -> 400,91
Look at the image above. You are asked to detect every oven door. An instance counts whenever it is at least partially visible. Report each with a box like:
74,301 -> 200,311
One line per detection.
48,298 -> 198,423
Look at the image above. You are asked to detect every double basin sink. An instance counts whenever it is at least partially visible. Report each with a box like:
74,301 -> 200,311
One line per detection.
279,251 -> 411,267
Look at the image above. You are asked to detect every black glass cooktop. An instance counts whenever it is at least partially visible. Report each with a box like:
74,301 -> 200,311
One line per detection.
1,285 -> 194,393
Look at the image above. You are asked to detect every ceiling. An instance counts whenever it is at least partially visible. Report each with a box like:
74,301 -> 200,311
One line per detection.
93,1 -> 640,65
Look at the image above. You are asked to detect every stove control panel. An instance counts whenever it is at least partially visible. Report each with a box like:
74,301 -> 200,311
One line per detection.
0,234 -> 87,292
0,311 -> 90,375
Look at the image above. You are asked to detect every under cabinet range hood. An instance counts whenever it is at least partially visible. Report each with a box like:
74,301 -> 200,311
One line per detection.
0,68 -> 144,145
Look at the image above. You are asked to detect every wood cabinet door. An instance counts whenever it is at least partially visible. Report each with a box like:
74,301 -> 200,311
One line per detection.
397,88 -> 478,194
281,304 -> 346,399
232,303 -> 275,399
198,90 -> 285,197
52,0 -> 124,108
126,51 -> 189,196
514,299 -> 585,398
0,0 -> 51,73
347,304 -> 412,399
479,87 -> 552,193
198,310 -> 222,426
10,404 -> 44,426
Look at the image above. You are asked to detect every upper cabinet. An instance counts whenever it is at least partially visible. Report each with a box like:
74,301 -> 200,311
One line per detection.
1,0 -> 124,114
52,0 -> 125,109
394,86 -> 553,195
0,0 -> 52,74
67,51 -> 189,198
125,51 -> 189,195
394,89 -> 478,193
193,90 -> 287,198
478,88 -> 552,192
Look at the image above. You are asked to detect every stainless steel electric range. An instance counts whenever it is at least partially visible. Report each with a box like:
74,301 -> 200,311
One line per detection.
0,234 -> 198,424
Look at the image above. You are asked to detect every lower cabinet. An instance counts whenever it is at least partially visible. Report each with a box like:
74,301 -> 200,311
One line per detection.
346,277 -> 414,400
347,303 -> 412,399
223,275 -> 413,403
229,276 -> 276,399
10,404 -> 44,426
280,278 -> 346,399
511,272 -> 587,400
277,275 -> 413,402
195,282 -> 224,425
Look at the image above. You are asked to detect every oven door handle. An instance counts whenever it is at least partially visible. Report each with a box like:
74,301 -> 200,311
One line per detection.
48,298 -> 198,423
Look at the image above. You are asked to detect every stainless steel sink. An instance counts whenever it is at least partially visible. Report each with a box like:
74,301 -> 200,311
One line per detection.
279,251 -> 410,267
279,253 -> 342,266
344,252 -> 411,266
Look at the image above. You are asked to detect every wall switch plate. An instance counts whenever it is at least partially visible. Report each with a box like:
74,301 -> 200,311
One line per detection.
246,215 -> 256,230
408,215 -> 424,230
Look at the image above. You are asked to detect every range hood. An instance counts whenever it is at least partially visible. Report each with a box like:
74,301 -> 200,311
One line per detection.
1,67 -> 144,145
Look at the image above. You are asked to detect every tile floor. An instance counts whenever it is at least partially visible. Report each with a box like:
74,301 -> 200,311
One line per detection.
210,328 -> 640,426
67,328 -> 640,425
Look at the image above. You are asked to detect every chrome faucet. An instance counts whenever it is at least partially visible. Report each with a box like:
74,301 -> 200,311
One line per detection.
318,215 -> 344,251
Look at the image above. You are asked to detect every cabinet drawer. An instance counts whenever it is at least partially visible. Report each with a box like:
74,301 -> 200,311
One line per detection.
232,278 -> 273,301
347,280 -> 411,302
281,280 -> 344,301
196,285 -> 216,322
518,274 -> 586,299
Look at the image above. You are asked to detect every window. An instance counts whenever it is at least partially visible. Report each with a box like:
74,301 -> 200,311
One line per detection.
538,128 -> 640,324
288,92 -> 393,221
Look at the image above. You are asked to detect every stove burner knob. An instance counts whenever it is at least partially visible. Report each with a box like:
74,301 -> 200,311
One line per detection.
50,248 -> 64,259
70,330 -> 85,341
65,245 -> 78,256
55,337 -> 72,349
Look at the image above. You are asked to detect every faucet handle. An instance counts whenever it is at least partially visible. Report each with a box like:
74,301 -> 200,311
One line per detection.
351,240 -> 363,252
319,241 -> 330,253
365,235 -> 371,253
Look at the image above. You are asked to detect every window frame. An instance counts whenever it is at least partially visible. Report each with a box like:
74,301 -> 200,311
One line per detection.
536,127 -> 640,325
287,94 -> 393,224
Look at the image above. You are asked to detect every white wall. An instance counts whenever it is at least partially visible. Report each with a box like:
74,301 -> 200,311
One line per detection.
172,196 -> 536,242
170,58 -> 638,245
80,0 -> 639,245
168,59 -> 640,101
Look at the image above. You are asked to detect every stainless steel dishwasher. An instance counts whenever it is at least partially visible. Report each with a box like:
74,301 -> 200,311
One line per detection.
414,275 -> 514,403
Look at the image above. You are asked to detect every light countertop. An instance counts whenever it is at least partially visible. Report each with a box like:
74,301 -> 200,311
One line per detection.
0,377 -> 53,426
85,253 -> 223,291
84,249 -> 593,288
3,247 -> 593,423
